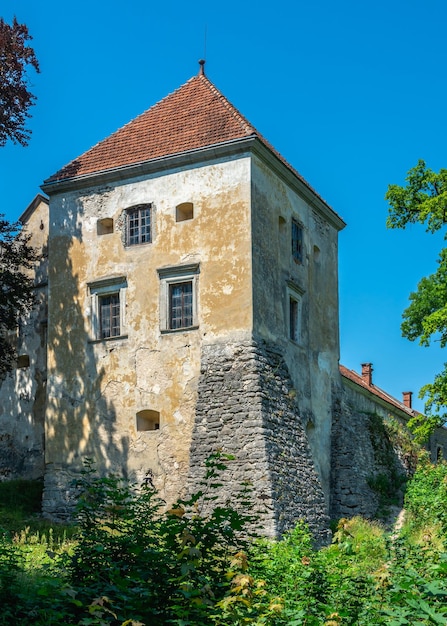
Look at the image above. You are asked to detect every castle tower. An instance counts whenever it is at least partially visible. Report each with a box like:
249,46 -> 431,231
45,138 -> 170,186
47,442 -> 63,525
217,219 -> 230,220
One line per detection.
41,65 -> 345,538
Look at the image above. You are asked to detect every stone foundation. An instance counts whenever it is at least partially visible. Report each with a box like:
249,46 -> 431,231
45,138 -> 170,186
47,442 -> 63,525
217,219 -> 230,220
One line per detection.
330,385 -> 410,520
188,339 -> 331,544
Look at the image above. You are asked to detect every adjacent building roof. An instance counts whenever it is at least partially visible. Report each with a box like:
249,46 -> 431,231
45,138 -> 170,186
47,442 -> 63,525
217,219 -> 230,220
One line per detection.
339,363 -> 419,418
43,63 -> 342,225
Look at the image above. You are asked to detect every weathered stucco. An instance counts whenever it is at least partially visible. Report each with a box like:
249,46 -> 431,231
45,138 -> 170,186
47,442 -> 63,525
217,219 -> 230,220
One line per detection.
44,156 -> 254,514
0,196 -> 48,480
251,156 -> 340,505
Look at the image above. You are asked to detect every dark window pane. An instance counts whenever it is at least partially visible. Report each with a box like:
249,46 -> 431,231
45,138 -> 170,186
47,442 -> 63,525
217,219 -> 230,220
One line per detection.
292,220 -> 303,263
169,282 -> 193,329
127,205 -> 151,246
100,293 -> 120,338
290,297 -> 299,341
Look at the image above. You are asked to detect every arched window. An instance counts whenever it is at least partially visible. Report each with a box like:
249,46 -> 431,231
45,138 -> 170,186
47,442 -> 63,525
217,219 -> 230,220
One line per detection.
176,202 -> 194,222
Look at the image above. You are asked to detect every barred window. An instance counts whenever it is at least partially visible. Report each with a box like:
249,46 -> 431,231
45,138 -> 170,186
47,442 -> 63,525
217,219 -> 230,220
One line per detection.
88,276 -> 127,341
99,293 -> 120,338
169,282 -> 193,329
292,219 -> 303,263
157,263 -> 199,333
127,204 -> 151,246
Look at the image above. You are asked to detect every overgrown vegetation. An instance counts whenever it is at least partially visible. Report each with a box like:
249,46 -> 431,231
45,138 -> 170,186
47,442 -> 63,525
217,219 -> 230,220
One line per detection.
1,454 -> 447,624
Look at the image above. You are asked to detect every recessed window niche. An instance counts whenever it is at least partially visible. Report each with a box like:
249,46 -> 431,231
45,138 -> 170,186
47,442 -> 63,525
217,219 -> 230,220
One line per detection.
17,355 -> 30,368
176,202 -> 194,222
136,409 -> 160,432
97,218 -> 114,235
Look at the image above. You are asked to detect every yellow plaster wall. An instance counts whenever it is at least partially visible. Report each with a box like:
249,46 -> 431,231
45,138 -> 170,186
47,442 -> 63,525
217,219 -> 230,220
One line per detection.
45,157 -> 253,503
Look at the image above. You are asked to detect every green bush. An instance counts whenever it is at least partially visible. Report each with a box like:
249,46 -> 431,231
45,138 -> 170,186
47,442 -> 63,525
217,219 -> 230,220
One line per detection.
404,458 -> 447,533
65,453 -> 265,625
2,456 -> 447,625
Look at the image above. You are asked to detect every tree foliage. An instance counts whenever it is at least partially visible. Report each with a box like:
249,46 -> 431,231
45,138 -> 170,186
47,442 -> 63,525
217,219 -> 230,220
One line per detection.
0,216 -> 37,375
386,160 -> 447,433
0,16 -> 40,147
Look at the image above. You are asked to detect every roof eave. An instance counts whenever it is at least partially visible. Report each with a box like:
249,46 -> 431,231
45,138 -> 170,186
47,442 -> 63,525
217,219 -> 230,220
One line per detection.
251,141 -> 346,232
41,137 -> 259,195
341,373 -> 419,420
40,136 -> 345,232
19,193 -> 49,224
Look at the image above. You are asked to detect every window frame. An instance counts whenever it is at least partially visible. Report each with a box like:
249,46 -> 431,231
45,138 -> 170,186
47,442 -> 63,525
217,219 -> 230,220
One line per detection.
157,263 -> 200,333
88,276 -> 127,341
287,281 -> 303,344
125,204 -> 152,246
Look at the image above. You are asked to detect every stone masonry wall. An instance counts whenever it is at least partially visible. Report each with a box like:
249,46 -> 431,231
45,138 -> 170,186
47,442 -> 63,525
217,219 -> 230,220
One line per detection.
330,383 -> 410,521
188,339 -> 330,544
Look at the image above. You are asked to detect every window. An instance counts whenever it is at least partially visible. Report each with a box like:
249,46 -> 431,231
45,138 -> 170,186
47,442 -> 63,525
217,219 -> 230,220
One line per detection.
137,410 -> 160,432
292,219 -> 303,263
88,276 -> 127,341
176,202 -> 194,222
158,263 -> 199,332
287,282 -> 303,343
126,204 -> 151,246
289,297 -> 300,342
97,218 -> 113,235
16,355 -> 30,368
99,293 -> 120,338
170,282 -> 193,329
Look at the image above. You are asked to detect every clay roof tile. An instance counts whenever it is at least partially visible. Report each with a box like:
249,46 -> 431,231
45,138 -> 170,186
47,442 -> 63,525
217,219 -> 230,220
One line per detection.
43,71 -> 334,216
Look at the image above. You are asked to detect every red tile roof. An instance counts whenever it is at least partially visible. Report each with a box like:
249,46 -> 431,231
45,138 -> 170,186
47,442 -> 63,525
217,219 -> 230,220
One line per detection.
43,67 -> 335,215
339,364 -> 419,417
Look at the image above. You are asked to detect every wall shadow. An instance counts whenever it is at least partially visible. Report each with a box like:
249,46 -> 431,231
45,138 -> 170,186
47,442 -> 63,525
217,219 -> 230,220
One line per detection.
43,196 -> 130,519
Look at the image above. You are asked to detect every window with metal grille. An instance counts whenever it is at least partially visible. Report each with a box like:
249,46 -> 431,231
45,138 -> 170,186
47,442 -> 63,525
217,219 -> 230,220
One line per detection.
169,282 -> 193,329
99,293 -> 120,338
126,204 -> 151,246
292,219 -> 303,263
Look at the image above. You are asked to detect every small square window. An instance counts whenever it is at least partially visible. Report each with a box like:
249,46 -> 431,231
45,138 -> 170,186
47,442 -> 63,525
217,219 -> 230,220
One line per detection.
137,410 -> 160,432
292,219 -> 303,263
17,354 -> 30,368
97,218 -> 114,235
126,204 -> 151,246
176,202 -> 194,222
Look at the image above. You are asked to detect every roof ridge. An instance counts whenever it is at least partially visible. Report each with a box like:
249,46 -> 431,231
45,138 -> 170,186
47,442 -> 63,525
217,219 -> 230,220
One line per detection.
197,73 -> 256,136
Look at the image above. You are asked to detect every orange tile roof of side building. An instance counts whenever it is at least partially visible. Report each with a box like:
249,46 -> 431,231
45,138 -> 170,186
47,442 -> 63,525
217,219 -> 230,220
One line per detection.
339,364 -> 419,418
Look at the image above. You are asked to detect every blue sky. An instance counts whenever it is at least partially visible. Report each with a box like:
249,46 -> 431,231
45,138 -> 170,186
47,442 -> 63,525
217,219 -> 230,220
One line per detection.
1,0 -> 446,412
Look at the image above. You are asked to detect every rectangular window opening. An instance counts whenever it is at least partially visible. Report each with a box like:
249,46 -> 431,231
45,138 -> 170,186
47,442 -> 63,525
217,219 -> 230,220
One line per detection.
99,293 -> 120,338
292,219 -> 303,263
169,282 -> 193,329
97,218 -> 114,235
127,205 -> 152,246
290,297 -> 300,342
88,276 -> 127,342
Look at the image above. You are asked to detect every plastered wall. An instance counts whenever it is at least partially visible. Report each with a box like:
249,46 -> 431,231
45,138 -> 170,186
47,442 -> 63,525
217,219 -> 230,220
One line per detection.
0,197 -> 48,480
251,157 -> 341,503
44,156 -> 254,513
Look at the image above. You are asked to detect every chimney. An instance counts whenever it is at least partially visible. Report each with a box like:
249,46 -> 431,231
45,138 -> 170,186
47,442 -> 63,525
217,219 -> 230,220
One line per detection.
361,363 -> 373,386
402,391 -> 413,409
